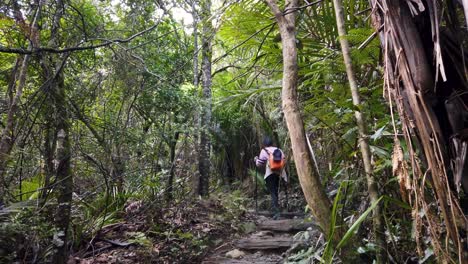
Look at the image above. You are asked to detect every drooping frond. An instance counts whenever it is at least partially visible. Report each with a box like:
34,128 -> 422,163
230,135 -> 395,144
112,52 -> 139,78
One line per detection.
370,0 -> 468,261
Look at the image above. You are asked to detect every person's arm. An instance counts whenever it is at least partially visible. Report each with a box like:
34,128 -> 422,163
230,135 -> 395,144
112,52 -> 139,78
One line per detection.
281,149 -> 286,160
255,149 -> 268,167
280,149 -> 287,181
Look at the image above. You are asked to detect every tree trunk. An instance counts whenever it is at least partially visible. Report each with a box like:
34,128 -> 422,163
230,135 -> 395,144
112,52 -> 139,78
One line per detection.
265,0 -> 333,236
192,0 -> 199,88
43,1 -> 73,262
191,0 -> 202,196
197,0 -> 212,197
0,56 -> 26,205
111,151 -> 125,193
53,76 -> 72,264
166,131 -> 180,201
40,120 -> 55,204
0,0 -> 39,204
332,0 -> 386,262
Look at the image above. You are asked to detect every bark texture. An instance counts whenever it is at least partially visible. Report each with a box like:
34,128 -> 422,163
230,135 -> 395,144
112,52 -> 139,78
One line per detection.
166,131 -> 180,201
192,0 -> 199,88
42,1 -> 73,262
198,0 -> 212,197
191,0 -> 201,195
40,120 -> 55,204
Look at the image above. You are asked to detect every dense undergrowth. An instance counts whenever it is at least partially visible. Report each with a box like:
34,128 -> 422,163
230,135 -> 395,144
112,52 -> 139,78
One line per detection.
0,168 -> 441,263
0,190 -> 249,263
0,0 -> 466,262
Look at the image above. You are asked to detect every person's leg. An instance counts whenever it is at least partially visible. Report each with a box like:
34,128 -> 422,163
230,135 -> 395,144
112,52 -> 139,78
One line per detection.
266,174 -> 280,219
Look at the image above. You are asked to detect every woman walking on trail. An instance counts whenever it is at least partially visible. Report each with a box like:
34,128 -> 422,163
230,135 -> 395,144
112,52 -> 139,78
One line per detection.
254,136 -> 287,220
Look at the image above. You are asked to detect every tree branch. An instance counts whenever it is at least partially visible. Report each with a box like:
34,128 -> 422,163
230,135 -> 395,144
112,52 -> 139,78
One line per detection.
0,21 -> 163,55
212,22 -> 274,64
265,0 -> 284,24
282,0 -> 325,16
212,65 -> 242,76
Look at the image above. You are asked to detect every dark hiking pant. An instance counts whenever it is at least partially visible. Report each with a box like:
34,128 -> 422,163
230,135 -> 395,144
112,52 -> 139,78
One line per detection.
265,173 -> 280,214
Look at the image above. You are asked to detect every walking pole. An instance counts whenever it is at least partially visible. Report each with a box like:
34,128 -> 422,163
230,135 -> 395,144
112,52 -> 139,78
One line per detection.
285,173 -> 289,212
255,166 -> 258,213
278,172 -> 281,213
285,162 -> 290,212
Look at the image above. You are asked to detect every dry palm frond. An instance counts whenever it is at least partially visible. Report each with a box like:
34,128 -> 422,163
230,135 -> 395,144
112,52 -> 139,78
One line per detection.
392,137 -> 411,202
451,137 -> 467,193
370,0 -> 467,262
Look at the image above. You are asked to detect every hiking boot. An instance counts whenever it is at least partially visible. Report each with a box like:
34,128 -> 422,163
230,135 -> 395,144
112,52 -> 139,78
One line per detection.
273,212 -> 280,220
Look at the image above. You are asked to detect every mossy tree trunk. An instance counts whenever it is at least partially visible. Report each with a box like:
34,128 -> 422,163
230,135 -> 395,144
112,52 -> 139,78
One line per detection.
198,0 -> 212,197
41,0 -> 73,262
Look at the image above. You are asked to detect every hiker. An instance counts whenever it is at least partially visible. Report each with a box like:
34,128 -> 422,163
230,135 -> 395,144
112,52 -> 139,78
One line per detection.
254,136 -> 287,220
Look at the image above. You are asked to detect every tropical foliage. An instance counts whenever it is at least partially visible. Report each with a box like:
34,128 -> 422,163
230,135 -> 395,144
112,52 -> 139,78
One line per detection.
0,0 -> 466,263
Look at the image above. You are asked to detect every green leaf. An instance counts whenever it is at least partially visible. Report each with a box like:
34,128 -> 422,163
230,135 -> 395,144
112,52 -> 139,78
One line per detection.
383,195 -> 411,210
336,196 -> 384,249
351,104 -> 363,112
370,125 -> 386,141
323,181 -> 347,263
342,127 -> 358,144
369,145 -> 389,158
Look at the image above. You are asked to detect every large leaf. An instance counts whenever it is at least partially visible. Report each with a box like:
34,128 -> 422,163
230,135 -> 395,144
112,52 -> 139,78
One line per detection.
336,196 -> 384,249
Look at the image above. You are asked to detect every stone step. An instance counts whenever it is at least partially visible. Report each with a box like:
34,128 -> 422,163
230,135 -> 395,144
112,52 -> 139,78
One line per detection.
202,257 -> 277,264
257,219 -> 317,232
235,236 -> 293,250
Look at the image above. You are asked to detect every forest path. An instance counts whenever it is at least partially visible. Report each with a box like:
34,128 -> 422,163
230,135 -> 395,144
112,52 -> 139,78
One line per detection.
202,213 -> 320,264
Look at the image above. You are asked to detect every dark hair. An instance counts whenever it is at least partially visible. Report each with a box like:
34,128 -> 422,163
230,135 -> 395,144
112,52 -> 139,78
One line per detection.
262,136 -> 273,147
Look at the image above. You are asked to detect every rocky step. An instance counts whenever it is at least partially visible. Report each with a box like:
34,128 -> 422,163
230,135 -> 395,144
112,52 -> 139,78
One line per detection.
202,218 -> 317,264
257,219 -> 317,232
202,257 -> 278,264
247,210 -> 306,218
202,249 -> 282,264
236,236 -> 294,250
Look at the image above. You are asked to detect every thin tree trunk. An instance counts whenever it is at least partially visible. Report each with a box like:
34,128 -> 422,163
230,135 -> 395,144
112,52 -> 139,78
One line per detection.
111,150 -> 125,193
265,0 -> 333,236
166,131 -> 180,202
0,55 -> 28,165
44,1 -> 72,262
197,0 -> 212,197
332,0 -> 386,262
192,0 -> 199,88
0,57 -> 25,205
0,0 -> 40,203
53,75 -> 72,264
40,120 -> 55,204
70,99 -> 127,192
191,0 -> 201,196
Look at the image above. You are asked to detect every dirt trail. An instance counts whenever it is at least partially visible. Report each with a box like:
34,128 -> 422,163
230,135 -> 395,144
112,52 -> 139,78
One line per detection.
202,213 -> 319,264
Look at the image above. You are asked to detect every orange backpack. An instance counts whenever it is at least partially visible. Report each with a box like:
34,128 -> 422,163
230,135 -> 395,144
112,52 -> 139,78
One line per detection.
265,148 -> 285,172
